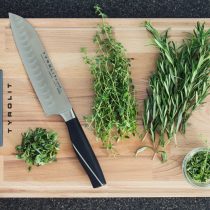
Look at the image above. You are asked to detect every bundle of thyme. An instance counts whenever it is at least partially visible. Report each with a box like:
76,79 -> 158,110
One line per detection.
16,128 -> 60,171
81,5 -> 137,150
137,22 -> 210,161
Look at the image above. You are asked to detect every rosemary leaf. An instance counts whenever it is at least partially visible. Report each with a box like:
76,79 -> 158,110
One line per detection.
139,22 -> 210,161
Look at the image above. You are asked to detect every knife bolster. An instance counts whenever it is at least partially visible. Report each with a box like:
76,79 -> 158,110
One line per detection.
60,108 -> 75,121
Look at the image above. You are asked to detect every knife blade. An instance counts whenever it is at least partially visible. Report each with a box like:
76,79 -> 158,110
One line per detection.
9,13 -> 106,188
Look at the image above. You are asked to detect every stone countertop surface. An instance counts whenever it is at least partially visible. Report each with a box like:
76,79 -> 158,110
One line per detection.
0,0 -> 210,209
0,0 -> 209,18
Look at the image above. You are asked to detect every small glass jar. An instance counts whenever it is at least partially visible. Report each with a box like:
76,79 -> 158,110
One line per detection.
182,147 -> 210,188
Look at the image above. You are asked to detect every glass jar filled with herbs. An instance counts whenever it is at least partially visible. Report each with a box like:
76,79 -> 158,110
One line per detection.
182,147 -> 210,187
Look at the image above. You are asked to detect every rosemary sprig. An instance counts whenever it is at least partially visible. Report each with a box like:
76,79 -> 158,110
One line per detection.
16,128 -> 60,171
137,22 -> 210,161
81,5 -> 137,150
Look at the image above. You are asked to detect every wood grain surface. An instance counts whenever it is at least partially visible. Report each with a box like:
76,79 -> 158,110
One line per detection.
0,18 -> 210,197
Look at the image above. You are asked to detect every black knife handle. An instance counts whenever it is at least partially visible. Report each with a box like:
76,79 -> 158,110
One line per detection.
66,116 -> 106,188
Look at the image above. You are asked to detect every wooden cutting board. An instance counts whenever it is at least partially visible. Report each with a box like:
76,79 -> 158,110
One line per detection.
0,18 -> 210,197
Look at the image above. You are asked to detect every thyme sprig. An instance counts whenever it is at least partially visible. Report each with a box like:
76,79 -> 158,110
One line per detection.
137,22 -> 210,161
81,5 -> 137,150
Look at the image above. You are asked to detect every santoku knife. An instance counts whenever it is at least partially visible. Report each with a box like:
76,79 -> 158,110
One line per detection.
9,13 -> 106,188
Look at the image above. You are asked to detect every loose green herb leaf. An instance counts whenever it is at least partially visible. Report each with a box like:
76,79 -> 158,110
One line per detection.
138,22 -> 210,161
16,128 -> 60,170
158,151 -> 168,163
81,5 -> 137,149
186,149 -> 210,183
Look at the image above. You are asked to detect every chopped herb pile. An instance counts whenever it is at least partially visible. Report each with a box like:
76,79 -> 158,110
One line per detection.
81,5 -> 137,150
186,149 -> 210,183
16,128 -> 60,171
137,22 -> 210,161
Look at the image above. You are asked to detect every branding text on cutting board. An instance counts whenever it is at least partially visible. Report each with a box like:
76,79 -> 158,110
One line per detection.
7,83 -> 12,133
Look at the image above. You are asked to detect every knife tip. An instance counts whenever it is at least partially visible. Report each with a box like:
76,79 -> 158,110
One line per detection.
8,13 -> 22,21
8,12 -> 14,19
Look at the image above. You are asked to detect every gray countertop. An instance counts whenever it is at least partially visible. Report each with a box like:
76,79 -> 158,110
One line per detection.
0,197 -> 210,210
0,0 -> 210,209
0,0 -> 209,18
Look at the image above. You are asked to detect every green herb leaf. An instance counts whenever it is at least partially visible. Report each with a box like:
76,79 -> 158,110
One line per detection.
139,22 -> 210,162
16,128 -> 60,171
186,149 -> 210,183
158,151 -> 168,163
81,6 -> 138,150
